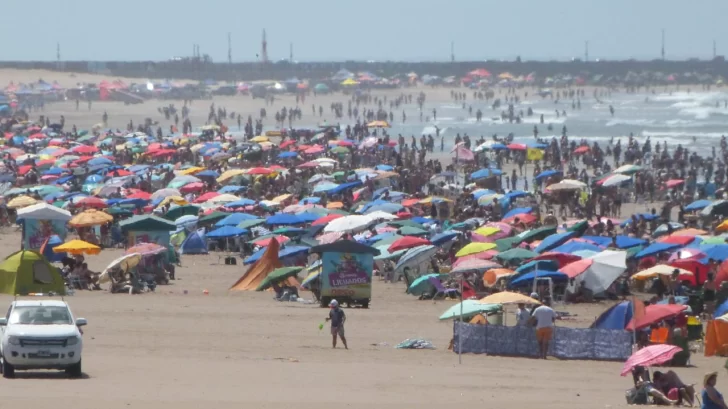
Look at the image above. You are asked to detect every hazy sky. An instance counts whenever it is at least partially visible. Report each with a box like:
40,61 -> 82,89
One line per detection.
5,0 -> 728,62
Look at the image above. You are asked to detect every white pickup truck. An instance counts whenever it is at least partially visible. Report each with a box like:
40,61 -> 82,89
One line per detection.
0,299 -> 87,378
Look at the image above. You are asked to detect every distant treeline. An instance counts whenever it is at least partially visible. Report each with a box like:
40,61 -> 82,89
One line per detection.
1,58 -> 727,83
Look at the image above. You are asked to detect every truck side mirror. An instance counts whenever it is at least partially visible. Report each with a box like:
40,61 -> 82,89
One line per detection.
0,318 -> 7,326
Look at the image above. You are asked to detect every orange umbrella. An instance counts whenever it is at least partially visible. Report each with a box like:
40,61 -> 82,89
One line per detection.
483,268 -> 515,286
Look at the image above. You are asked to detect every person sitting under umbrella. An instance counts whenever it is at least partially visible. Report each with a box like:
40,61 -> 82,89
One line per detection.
628,366 -> 677,405
652,370 -> 695,406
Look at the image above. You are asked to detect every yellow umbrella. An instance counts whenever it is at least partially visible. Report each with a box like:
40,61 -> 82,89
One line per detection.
418,196 -> 453,205
99,253 -> 142,284
217,169 -> 247,183
157,196 -> 188,208
455,242 -> 497,258
272,193 -> 292,203
7,195 -> 38,209
190,143 -> 206,153
180,166 -> 206,176
498,72 -> 514,80
478,291 -> 541,305
53,239 -> 101,255
374,171 -> 399,181
250,135 -> 269,143
717,219 -> 728,232
326,202 -> 344,209
474,226 -> 501,237
631,265 -> 693,281
367,120 -> 390,128
341,78 -> 359,86
69,209 -> 114,227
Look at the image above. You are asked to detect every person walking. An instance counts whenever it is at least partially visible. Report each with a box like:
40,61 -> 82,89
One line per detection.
325,299 -> 348,349
530,298 -> 556,359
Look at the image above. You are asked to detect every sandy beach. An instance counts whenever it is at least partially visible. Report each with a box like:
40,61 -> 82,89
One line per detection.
0,68 -> 722,409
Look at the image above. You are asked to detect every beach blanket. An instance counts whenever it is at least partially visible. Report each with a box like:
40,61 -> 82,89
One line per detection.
396,338 -> 436,350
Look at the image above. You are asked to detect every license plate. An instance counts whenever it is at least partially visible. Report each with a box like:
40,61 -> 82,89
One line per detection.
36,350 -> 51,357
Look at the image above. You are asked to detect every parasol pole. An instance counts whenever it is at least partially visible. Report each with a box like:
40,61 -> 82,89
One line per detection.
458,275 -> 463,364
630,297 -> 637,351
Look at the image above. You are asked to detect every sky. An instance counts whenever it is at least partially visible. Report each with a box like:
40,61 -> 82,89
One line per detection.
4,0 -> 728,62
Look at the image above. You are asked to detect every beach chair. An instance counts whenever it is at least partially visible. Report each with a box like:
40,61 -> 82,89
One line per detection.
429,277 -> 458,300
649,327 -> 670,344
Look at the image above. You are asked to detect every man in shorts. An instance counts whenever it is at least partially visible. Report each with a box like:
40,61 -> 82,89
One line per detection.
531,298 -> 556,359
325,299 -> 348,349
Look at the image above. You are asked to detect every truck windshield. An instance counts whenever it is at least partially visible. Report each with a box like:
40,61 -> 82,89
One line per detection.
8,306 -> 72,325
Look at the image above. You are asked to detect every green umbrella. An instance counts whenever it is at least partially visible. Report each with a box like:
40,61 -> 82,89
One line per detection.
495,248 -> 538,264
700,236 -> 728,245
520,225 -> 557,242
237,219 -> 265,229
496,236 -> 523,252
77,134 -> 95,143
328,209 -> 350,215
625,245 -> 645,258
52,200 -> 66,208
198,211 -> 230,224
438,300 -> 501,321
398,226 -> 429,236
302,207 -> 331,216
256,267 -> 304,291
247,233 -> 278,244
107,207 -> 133,216
389,220 -> 424,229
164,204 -> 201,221
407,273 -> 448,295
330,146 -> 350,154
372,234 -> 404,247
567,219 -> 589,234
273,227 -> 306,236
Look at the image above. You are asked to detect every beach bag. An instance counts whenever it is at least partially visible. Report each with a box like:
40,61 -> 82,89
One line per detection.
625,386 -> 648,405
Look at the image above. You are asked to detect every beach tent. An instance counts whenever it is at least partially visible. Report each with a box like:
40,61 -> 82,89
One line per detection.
180,229 -> 208,254
0,250 -> 65,295
229,239 -> 298,291
591,301 -> 634,330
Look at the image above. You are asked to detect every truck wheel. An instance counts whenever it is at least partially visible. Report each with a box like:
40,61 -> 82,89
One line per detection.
2,357 -> 14,378
361,301 -> 370,309
66,360 -> 82,378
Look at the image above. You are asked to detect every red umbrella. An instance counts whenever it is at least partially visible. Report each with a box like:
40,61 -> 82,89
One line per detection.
388,237 -> 431,252
395,211 -> 413,219
560,258 -> 593,278
573,146 -> 590,154
311,213 -> 343,226
453,251 -> 499,263
304,145 -> 325,154
128,191 -> 151,200
620,345 -> 683,376
71,145 -> 98,155
29,132 -> 46,139
664,179 -> 684,189
247,167 -> 273,175
297,161 -> 319,169
626,304 -> 687,330
180,182 -> 204,193
17,165 -> 32,175
193,192 -> 220,203
107,169 -> 133,177
280,140 -> 296,149
502,213 -> 537,225
126,243 -> 167,256
506,143 -> 527,151
658,235 -> 694,246
75,197 -> 108,209
254,235 -> 290,247
152,149 -> 176,157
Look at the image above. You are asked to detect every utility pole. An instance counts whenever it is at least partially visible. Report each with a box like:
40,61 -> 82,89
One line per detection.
261,29 -> 268,64
56,42 -> 61,69
713,39 -> 717,59
289,42 -> 293,63
227,33 -> 232,64
450,41 -> 455,63
661,29 -> 665,60
584,41 -> 589,62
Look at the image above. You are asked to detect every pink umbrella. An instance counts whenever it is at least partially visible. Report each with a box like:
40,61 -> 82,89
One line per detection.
620,345 -> 682,376
453,251 -> 499,264
451,258 -> 501,272
664,179 -> 684,189
668,248 -> 706,263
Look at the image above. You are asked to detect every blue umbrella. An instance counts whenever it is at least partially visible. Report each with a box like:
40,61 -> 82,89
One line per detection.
84,174 -> 103,184
216,213 -> 258,227
430,231 -> 459,246
300,197 -> 321,204
509,271 -> 567,287
364,203 -> 404,214
207,225 -> 248,238
620,213 -> 659,227
470,168 -> 503,180
685,199 -> 712,211
472,189 -> 497,199
43,167 -> 65,176
551,241 -> 603,254
581,235 -> 647,249
87,157 -> 113,166
362,232 -> 396,245
226,199 -> 256,208
327,181 -> 362,195
503,207 -> 532,219
217,185 -> 246,194
278,151 -> 298,159
652,222 -> 684,237
375,164 -> 394,171
296,212 -> 322,223
515,260 -> 558,274
359,199 -> 390,213
534,231 -> 576,253
266,214 -> 305,225
244,245 -> 309,265
395,245 -> 437,272
196,170 -> 220,178
634,242 -> 682,259
505,190 -> 529,200
313,182 -> 339,193
128,164 -> 150,173
535,170 -> 562,181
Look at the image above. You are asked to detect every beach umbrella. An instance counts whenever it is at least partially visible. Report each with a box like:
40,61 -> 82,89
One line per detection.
534,231 -> 576,253
365,211 -> 398,221
450,259 -> 500,274
438,300 -> 501,321
600,174 -> 631,187
478,291 -> 540,305
564,250 -> 626,293
237,219 -> 265,229
216,213 -> 258,227
207,194 -> 240,205
52,239 -> 101,255
388,236 -> 431,252
313,182 -> 339,194
634,242 -> 682,259
456,242 -> 497,258
364,203 -> 403,214
7,195 -> 37,209
256,267 -> 304,291
631,264 -> 693,281
430,231 -> 459,246
534,170 -> 562,181
397,226 -> 429,236
613,164 -> 643,175
394,245 -> 437,275
74,196 -> 108,209
620,345 -> 682,376
482,268 -> 516,286
207,226 -> 248,238
684,199 -> 712,212
470,168 -> 502,180
266,214 -> 305,226
126,243 -> 167,256
151,188 -> 182,201
99,253 -> 142,284
546,179 -> 587,191
68,209 -> 114,227
323,215 -> 373,233
311,213 -> 343,226
494,248 -> 538,264
217,169 -> 247,183
652,222 -> 685,237
626,304 -> 687,330
407,273 -> 447,295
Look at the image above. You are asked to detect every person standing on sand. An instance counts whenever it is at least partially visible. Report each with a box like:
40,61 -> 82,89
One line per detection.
530,298 -> 556,359
325,299 -> 348,349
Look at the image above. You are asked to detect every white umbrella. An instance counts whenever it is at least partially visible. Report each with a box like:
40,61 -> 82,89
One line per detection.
99,253 -> 142,284
151,188 -> 182,200
17,202 -> 72,221
546,179 -> 587,191
579,250 -> 626,293
365,210 -> 397,221
323,215 -> 373,233
601,174 -> 631,187
207,194 -> 240,204
313,158 -> 337,164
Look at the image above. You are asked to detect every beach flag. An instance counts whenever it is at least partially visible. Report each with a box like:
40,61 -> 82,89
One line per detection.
526,148 -> 544,161
632,296 -> 646,320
